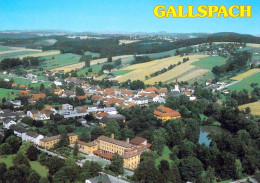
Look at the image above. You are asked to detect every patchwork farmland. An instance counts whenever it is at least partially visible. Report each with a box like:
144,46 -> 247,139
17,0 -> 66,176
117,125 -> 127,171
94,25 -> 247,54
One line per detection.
53,55 -> 133,72
116,55 -> 212,84
18,50 -> 60,59
230,68 -> 260,81
228,72 -> 260,91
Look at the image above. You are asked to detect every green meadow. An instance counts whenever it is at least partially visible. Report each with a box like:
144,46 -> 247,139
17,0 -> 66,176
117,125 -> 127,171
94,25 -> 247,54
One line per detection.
192,56 -> 226,70
0,88 -> 19,100
228,72 -> 260,92
40,53 -> 81,69
0,51 -> 41,61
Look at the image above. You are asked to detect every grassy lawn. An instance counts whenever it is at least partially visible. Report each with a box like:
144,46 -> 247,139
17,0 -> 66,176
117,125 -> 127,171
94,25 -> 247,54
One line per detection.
111,70 -> 134,76
0,155 -> 49,177
155,145 -> 173,167
40,53 -> 81,70
0,88 -> 19,100
228,72 -> 260,92
191,56 -> 226,70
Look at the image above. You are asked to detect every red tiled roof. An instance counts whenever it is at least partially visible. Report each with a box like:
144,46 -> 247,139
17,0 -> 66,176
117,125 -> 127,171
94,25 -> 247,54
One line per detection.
93,150 -> 113,160
130,137 -> 147,145
154,106 -> 181,118
144,87 -> 158,93
45,106 -> 52,110
28,93 -> 46,101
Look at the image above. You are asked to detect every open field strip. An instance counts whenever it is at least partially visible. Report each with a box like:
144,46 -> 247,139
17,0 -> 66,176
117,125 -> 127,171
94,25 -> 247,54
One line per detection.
143,55 -> 208,84
230,68 -> 260,80
116,55 -> 207,83
239,102 -> 260,116
247,43 -> 260,48
119,40 -> 140,45
18,50 -> 60,58
52,55 -> 133,72
0,46 -> 41,55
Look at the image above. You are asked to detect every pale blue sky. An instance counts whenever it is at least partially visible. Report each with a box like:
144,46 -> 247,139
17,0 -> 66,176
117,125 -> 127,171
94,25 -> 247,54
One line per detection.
0,0 -> 259,34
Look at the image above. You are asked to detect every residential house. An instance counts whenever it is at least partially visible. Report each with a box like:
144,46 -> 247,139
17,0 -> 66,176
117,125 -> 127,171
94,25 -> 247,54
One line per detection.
61,91 -> 76,98
28,93 -> 46,103
54,88 -> 64,96
27,110 -> 39,119
24,131 -> 44,145
3,118 -> 17,129
99,114 -> 126,127
135,97 -> 149,106
9,124 -> 27,138
62,104 -> 73,111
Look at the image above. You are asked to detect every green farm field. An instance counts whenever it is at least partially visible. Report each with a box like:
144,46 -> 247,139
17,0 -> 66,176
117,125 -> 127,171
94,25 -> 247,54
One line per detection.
0,155 -> 49,177
191,56 -> 226,70
40,53 -> 81,69
111,70 -> 134,76
0,88 -> 19,100
77,63 -> 105,76
228,72 -> 260,92
0,51 -> 41,61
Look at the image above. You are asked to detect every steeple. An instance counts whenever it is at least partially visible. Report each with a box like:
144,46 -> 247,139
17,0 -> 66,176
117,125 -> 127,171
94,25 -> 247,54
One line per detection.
173,78 -> 180,92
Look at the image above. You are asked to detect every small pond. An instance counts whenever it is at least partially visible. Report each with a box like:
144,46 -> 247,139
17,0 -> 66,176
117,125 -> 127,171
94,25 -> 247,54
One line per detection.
199,126 -> 228,147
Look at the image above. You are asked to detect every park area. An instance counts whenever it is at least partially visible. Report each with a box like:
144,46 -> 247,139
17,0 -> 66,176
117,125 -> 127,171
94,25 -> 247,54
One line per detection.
0,154 -> 49,177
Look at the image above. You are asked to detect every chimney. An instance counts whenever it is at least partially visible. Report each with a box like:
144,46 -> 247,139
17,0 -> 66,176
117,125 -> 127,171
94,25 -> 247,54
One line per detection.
126,138 -> 129,143
111,133 -> 114,139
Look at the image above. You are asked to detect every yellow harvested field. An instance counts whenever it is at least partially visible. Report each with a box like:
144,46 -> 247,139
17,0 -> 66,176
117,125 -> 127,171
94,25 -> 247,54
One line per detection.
117,55 -> 207,83
18,50 -> 60,58
51,62 -> 83,72
176,68 -> 208,82
239,102 -> 260,116
230,69 -> 260,80
52,55 -> 133,72
247,43 -> 260,48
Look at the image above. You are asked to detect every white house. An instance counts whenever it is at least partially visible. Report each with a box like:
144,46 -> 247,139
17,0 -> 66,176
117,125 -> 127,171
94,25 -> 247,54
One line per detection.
24,131 -> 44,145
62,104 -> 74,111
54,81 -> 63,86
3,119 -> 17,129
9,124 -> 27,138
135,97 -> 149,106
153,95 -> 166,103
